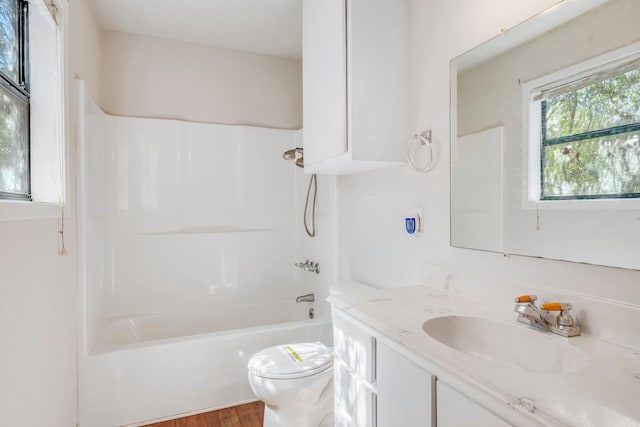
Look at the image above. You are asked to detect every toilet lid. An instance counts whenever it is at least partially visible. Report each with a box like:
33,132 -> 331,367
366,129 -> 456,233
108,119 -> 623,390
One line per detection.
248,342 -> 333,379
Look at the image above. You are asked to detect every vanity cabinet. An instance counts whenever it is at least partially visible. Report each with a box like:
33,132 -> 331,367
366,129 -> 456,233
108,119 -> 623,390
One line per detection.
333,308 -> 435,426
436,381 -> 511,427
302,0 -> 408,174
332,308 -> 512,427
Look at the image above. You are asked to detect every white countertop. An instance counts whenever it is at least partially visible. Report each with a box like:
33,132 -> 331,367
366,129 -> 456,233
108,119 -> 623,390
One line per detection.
328,285 -> 640,427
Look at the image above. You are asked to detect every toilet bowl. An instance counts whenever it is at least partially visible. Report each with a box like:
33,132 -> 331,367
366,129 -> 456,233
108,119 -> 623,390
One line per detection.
247,342 -> 334,427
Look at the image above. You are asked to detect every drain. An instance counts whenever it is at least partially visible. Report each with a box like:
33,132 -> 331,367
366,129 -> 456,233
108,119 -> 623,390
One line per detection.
309,308 -> 315,319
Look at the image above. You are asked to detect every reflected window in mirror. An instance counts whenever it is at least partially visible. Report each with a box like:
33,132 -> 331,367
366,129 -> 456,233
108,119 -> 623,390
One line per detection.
540,61 -> 640,200
452,0 -> 640,269
524,46 -> 640,202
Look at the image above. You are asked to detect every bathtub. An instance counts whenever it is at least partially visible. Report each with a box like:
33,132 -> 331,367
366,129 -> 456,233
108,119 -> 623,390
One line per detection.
78,304 -> 332,427
96,300 -> 318,349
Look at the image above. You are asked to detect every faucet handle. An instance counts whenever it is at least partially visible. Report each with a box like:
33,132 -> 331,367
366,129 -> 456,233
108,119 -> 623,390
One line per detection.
540,302 -> 580,337
540,302 -> 572,311
515,294 -> 538,304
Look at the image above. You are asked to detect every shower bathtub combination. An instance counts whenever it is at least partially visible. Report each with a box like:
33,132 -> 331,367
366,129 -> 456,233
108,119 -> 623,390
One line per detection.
76,81 -> 334,427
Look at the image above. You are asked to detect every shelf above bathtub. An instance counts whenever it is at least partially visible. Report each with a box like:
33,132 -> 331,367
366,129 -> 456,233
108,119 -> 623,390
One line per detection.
136,226 -> 275,235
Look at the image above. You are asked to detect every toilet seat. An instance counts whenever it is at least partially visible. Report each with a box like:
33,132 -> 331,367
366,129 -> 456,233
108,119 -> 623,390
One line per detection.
248,342 -> 333,380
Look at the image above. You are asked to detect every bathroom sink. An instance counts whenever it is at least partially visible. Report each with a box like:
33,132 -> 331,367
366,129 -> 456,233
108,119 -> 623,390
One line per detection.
422,316 -> 589,374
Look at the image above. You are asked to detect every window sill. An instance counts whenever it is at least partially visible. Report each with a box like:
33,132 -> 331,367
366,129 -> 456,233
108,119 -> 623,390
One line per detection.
0,199 -> 63,222
525,197 -> 640,211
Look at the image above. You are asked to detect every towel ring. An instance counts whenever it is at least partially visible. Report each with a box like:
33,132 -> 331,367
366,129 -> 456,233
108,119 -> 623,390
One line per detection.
407,130 -> 433,172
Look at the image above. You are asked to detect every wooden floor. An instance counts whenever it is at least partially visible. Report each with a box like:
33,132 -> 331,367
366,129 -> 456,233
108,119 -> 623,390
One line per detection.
143,401 -> 264,427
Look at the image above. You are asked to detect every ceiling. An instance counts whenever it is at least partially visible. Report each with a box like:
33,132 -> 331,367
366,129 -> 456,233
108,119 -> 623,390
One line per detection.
89,0 -> 302,59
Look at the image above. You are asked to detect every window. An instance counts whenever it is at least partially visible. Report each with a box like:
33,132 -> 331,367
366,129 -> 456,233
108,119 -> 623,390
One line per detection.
0,0 -> 64,211
0,0 -> 29,200
536,57 -> 640,200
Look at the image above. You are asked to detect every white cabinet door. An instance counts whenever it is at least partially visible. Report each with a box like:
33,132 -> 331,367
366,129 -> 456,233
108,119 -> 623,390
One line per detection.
302,0 -> 408,174
333,309 -> 376,383
333,309 -> 377,427
377,342 -> 434,427
334,359 -> 377,427
302,0 -> 348,167
437,381 -> 511,427
348,0 -> 409,164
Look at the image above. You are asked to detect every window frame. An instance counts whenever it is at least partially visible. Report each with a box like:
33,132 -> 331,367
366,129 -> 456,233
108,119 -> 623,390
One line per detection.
0,0 -> 31,200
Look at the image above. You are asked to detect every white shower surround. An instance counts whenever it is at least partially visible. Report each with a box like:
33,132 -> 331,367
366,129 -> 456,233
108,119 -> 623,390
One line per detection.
109,118 -> 302,318
77,81 -> 335,426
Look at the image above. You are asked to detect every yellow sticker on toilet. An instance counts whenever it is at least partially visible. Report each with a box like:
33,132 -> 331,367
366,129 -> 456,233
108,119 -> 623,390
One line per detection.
285,345 -> 303,362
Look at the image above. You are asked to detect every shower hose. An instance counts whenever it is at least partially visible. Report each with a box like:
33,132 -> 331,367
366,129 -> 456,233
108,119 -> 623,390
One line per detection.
304,174 -> 317,237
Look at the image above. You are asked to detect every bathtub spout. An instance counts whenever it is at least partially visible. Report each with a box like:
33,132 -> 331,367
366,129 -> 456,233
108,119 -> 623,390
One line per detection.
296,293 -> 315,303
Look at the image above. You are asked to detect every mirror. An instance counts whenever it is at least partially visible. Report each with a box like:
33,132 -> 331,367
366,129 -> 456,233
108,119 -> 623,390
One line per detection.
451,0 -> 640,270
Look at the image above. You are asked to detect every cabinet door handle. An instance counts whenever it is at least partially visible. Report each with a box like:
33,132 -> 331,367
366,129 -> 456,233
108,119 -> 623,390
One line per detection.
370,336 -> 377,382
371,392 -> 377,427
431,376 -> 437,427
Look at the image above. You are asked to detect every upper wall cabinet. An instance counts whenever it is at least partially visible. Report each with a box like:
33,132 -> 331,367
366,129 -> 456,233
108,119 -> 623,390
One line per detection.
302,0 -> 409,174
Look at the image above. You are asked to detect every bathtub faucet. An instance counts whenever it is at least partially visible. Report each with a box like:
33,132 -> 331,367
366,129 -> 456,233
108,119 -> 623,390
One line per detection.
295,260 -> 320,274
296,293 -> 315,303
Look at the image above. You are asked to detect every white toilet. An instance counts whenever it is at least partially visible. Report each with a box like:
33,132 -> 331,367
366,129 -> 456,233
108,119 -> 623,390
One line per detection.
247,342 -> 334,427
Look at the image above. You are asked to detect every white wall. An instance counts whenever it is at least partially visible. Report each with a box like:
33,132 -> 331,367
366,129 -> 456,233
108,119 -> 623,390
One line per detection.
340,0 -> 640,307
0,219 -> 76,426
0,0 -> 102,426
100,30 -> 302,129
69,1 -> 102,104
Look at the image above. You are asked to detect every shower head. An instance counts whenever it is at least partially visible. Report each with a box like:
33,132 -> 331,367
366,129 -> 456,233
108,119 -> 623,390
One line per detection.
282,149 -> 296,160
282,147 -> 303,160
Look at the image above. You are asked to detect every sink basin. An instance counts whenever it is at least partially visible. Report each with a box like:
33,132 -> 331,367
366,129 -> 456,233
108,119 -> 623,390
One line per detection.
422,316 -> 589,374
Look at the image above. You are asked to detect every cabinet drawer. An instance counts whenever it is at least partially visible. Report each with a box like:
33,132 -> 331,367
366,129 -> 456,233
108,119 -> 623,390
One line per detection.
334,359 -> 377,427
333,309 -> 376,383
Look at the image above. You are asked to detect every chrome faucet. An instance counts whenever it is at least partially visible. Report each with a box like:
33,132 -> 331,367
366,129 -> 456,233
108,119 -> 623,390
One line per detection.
295,260 -> 320,274
514,295 -> 580,337
514,295 -> 551,332
296,293 -> 315,303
